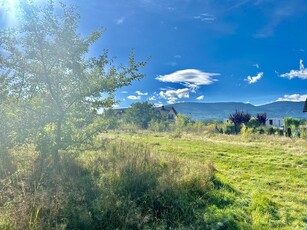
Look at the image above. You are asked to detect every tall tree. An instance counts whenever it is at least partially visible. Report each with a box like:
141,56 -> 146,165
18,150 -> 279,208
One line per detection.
256,113 -> 267,126
125,102 -> 162,129
229,110 -> 251,134
0,1 -> 146,157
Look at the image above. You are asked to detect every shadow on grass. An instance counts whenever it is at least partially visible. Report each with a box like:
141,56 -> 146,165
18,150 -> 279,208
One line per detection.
1,141 -> 251,229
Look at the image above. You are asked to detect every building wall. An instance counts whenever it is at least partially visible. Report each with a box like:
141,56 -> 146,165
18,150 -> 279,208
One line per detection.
265,118 -> 284,128
167,110 -> 176,121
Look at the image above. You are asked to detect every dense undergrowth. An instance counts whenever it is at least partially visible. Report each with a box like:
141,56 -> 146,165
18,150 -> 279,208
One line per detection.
0,139 -> 246,229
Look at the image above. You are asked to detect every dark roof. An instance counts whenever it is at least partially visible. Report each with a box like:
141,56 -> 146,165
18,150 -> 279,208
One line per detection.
156,106 -> 178,116
304,99 -> 307,112
113,108 -> 127,115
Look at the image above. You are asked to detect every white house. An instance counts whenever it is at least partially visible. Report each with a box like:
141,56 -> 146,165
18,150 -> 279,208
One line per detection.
265,118 -> 284,128
156,106 -> 177,122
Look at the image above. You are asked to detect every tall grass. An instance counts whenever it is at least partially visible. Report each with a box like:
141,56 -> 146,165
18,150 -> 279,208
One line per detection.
1,139 -> 238,229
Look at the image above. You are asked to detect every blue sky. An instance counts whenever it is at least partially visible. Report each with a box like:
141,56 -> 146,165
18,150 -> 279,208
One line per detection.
2,0 -> 307,107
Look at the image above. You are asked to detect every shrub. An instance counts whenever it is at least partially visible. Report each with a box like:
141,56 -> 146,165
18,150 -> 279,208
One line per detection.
241,124 -> 254,138
149,120 -> 168,132
222,122 -> 236,135
247,117 -> 260,128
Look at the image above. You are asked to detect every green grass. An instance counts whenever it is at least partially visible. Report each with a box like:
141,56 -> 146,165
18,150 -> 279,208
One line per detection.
1,131 -> 306,229
100,131 -> 307,229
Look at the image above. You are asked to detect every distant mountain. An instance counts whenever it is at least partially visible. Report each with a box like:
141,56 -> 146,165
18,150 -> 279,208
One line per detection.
171,101 -> 306,120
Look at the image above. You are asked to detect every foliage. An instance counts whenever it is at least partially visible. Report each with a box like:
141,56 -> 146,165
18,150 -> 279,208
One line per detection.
0,1 -> 146,156
284,117 -> 301,130
256,113 -> 267,126
185,121 -> 207,133
241,124 -> 255,138
247,117 -> 260,128
125,102 -> 162,129
148,120 -> 168,132
229,110 -> 251,134
174,114 -> 190,130
221,121 -> 236,134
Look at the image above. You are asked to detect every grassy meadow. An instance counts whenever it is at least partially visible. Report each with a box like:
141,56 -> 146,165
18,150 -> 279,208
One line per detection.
1,130 -> 307,229
99,131 -> 307,229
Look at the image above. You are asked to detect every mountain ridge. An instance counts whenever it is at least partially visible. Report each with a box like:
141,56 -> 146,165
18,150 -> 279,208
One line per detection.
170,101 -> 306,120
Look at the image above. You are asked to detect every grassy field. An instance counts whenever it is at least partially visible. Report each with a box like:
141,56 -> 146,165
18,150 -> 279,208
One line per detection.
1,131 -> 306,229
100,131 -> 307,229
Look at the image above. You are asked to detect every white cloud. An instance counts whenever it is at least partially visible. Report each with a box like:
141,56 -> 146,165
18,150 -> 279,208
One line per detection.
135,90 -> 148,96
127,95 -> 141,100
159,88 -> 190,104
194,13 -> 216,23
156,69 -> 219,90
245,72 -> 263,84
280,59 -> 307,80
116,17 -> 125,25
149,96 -> 157,101
154,102 -> 164,107
276,94 -> 307,102
254,64 -> 259,69
121,91 -> 128,94
167,62 -> 178,67
196,95 -> 204,100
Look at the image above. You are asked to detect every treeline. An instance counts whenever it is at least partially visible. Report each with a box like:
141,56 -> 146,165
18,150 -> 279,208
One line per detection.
103,102 -> 307,138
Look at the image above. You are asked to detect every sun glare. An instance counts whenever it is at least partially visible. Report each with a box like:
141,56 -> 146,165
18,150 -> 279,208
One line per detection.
0,0 -> 19,25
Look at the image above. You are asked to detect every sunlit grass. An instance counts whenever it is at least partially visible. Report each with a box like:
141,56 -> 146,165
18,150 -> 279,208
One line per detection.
1,131 -> 306,229
103,131 -> 307,229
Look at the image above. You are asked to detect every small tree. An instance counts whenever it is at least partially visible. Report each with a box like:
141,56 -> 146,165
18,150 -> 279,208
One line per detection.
175,114 -> 190,130
0,1 -> 146,158
256,113 -> 267,126
247,117 -> 260,128
229,110 -> 251,134
125,102 -> 162,129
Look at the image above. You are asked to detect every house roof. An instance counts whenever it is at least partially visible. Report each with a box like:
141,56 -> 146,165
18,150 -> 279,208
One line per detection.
112,106 -> 178,117
156,106 -> 178,116
304,99 -> 307,112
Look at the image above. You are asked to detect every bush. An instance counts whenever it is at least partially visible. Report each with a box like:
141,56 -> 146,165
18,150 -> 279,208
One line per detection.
241,124 -> 254,138
222,122 -> 236,135
149,120 -> 168,132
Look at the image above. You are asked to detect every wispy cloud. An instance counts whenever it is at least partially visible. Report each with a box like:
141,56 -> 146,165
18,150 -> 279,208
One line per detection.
127,95 -> 141,100
277,94 -> 307,102
194,13 -> 216,23
167,62 -> 178,67
156,69 -> 219,91
154,102 -> 164,107
149,96 -> 157,101
196,95 -> 204,100
245,72 -> 263,84
254,64 -> 260,69
116,17 -> 125,25
253,1 -> 307,38
174,55 -> 181,59
121,91 -> 128,94
280,59 -> 307,80
135,90 -> 148,96
159,88 -> 190,104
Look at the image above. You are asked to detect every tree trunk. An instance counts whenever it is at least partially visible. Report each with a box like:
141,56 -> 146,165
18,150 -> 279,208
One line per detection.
54,118 -> 62,162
